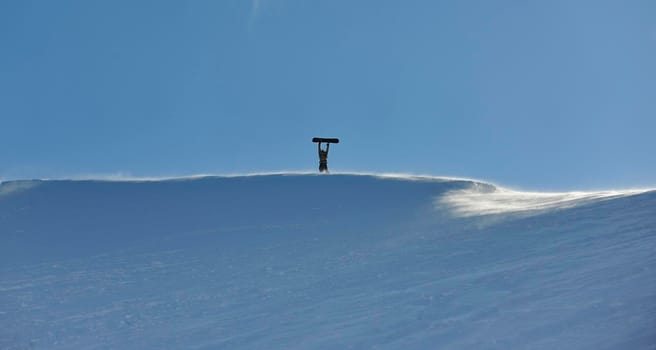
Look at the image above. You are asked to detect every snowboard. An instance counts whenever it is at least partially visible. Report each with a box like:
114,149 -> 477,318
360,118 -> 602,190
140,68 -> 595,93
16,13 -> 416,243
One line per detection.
312,137 -> 340,144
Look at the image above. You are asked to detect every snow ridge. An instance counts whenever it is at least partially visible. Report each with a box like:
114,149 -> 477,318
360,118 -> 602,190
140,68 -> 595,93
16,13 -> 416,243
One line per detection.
440,182 -> 653,217
1,173 -> 655,349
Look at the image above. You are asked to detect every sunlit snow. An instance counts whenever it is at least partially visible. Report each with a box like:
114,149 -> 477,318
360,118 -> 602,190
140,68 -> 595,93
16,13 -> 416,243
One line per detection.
440,182 -> 652,217
1,174 -> 654,349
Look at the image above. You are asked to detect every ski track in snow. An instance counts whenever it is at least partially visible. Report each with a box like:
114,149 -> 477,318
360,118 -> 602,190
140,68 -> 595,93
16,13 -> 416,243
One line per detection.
1,174 -> 655,349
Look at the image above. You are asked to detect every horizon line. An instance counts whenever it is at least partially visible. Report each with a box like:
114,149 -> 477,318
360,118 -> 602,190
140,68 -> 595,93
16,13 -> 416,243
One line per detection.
1,171 -> 655,195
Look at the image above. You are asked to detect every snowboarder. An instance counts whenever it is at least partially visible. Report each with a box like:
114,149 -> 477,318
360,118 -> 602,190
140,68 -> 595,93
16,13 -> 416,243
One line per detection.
318,142 -> 329,173
312,137 -> 339,173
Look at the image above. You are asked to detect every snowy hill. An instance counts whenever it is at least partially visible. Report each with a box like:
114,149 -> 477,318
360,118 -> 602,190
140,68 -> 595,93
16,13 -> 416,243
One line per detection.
1,174 -> 655,349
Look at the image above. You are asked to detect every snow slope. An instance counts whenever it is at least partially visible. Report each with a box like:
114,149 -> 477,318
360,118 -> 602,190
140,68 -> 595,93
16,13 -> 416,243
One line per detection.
1,174 -> 655,349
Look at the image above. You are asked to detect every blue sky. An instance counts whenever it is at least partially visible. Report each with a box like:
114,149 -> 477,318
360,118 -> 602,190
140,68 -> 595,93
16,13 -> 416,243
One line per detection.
1,0 -> 654,190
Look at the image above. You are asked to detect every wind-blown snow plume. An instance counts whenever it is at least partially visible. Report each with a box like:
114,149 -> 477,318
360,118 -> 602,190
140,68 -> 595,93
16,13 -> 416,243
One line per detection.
0,180 -> 40,198
440,183 -> 652,217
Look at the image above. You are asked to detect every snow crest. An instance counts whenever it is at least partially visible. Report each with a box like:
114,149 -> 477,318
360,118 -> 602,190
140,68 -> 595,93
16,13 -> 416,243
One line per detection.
440,183 -> 652,217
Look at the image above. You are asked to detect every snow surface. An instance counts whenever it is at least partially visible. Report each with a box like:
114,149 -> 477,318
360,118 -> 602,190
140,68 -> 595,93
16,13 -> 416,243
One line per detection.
1,174 -> 655,349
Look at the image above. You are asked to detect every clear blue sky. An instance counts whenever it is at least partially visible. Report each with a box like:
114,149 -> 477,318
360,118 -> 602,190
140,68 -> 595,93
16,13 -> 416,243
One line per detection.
1,0 -> 654,190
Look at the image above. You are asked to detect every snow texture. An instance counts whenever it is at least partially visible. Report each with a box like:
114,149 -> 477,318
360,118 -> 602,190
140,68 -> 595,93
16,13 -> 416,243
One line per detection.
1,174 -> 655,349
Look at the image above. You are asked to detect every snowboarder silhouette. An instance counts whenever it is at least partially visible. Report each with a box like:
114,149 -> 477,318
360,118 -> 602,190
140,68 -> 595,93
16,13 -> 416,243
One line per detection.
318,142 -> 329,173
312,137 -> 339,173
